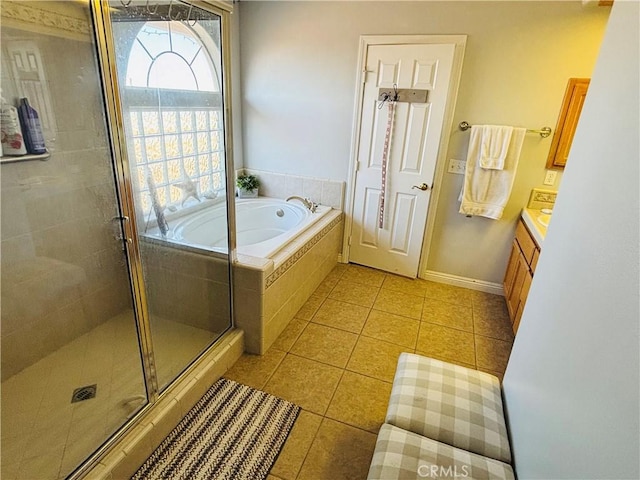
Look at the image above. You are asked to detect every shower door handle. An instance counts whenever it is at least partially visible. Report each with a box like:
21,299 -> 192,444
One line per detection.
411,183 -> 430,191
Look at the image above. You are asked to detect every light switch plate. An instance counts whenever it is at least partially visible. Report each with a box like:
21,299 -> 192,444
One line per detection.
543,170 -> 558,186
447,159 -> 466,175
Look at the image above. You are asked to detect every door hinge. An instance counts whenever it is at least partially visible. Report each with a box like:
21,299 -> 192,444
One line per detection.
348,236 -> 352,246
355,161 -> 360,171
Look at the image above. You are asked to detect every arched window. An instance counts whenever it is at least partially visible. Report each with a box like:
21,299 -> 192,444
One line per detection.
122,20 -> 225,215
126,22 -> 220,92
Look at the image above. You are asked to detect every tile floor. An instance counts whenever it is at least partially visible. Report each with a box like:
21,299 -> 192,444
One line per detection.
225,263 -> 515,480
1,312 -> 221,480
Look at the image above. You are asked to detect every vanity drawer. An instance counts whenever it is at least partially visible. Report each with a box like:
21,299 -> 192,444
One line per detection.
515,219 -> 537,265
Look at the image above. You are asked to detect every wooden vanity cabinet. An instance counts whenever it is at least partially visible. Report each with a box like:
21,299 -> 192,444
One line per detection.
503,219 -> 540,334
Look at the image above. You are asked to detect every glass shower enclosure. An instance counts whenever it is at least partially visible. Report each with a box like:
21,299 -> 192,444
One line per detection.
0,1 -> 234,479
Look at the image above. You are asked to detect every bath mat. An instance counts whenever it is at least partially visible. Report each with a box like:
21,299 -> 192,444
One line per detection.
131,378 -> 300,480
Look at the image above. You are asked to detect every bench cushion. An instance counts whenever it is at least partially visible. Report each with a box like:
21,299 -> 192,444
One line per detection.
367,424 -> 515,480
385,353 -> 511,463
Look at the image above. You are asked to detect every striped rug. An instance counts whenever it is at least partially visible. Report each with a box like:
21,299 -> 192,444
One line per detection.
131,378 -> 300,480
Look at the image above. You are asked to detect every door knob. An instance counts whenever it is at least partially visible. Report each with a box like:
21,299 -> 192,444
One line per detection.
411,183 -> 430,191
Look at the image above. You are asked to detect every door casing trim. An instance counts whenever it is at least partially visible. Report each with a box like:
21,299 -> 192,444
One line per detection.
343,34 -> 467,279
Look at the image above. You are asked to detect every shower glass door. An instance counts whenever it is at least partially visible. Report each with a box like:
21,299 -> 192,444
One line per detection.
104,0 -> 234,391
0,2 -> 148,479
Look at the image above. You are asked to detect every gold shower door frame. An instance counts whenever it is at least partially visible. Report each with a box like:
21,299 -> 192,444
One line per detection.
72,1 -> 237,477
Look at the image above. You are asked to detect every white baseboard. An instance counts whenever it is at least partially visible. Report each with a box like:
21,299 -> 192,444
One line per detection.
421,270 -> 504,296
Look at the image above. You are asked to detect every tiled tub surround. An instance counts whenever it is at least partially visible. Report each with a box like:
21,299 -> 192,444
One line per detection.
234,209 -> 344,354
241,168 -> 345,211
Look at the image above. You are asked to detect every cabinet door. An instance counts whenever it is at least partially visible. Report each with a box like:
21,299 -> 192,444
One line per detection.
503,241 -> 520,300
546,78 -> 590,169
507,251 -> 528,322
513,268 -> 533,334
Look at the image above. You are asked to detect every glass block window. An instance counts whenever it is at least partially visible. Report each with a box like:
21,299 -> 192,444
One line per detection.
128,108 -> 224,214
124,20 -> 224,215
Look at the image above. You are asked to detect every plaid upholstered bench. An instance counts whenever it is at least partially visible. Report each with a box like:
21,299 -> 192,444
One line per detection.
367,353 -> 515,480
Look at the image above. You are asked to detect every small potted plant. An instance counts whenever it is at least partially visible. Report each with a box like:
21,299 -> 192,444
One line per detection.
236,173 -> 260,198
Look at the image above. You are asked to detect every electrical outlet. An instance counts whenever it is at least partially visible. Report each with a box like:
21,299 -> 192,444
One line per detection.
448,159 -> 466,175
543,170 -> 558,186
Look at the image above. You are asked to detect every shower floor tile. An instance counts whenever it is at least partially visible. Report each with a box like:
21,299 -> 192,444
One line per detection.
1,311 -> 220,480
227,263 -> 515,480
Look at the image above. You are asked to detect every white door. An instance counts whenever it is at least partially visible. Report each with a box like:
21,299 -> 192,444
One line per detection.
349,43 -> 456,277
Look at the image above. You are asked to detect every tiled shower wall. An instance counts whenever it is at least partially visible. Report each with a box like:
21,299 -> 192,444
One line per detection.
241,168 -> 345,210
0,26 -> 131,380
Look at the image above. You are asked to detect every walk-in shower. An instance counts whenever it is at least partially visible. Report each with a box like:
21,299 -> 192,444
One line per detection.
0,1 -> 235,478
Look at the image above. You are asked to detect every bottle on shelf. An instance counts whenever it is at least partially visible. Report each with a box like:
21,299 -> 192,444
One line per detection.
18,97 -> 46,155
0,94 -> 27,156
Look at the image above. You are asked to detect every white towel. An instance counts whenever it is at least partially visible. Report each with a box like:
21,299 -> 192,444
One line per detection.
459,126 -> 526,220
479,125 -> 513,170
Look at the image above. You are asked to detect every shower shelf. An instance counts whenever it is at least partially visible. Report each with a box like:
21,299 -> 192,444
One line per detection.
0,151 -> 51,164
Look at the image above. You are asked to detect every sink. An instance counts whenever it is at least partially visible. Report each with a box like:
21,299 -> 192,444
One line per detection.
537,213 -> 551,227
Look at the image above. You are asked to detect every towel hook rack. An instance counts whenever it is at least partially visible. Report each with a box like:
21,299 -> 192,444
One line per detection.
459,121 -> 552,138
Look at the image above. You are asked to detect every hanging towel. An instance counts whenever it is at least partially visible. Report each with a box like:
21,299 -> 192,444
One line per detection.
459,126 -> 526,220
479,125 -> 514,170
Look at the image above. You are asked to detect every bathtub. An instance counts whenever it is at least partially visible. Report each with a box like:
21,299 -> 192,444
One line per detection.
142,196 -> 344,355
145,197 -> 332,258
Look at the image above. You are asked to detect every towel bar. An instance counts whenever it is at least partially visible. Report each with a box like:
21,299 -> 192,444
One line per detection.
459,121 -> 552,138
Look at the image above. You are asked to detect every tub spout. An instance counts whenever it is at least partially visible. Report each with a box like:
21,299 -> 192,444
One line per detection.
286,196 -> 318,213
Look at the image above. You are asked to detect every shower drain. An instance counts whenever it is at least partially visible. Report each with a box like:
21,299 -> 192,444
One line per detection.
71,384 -> 97,403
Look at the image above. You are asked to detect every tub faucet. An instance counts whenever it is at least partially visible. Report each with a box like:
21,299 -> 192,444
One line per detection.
286,196 -> 318,213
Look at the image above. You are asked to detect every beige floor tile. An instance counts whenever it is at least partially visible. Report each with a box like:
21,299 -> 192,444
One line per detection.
270,410 -> 323,480
373,288 -> 423,319
340,264 -> 386,287
423,282 -> 474,307
416,323 -> 476,367
295,294 -> 325,321
477,367 -> 505,383
311,299 -> 370,333
263,355 -> 343,415
473,302 -> 514,342
313,276 -> 338,298
296,418 -> 377,480
381,274 -> 429,297
271,318 -> 308,353
347,336 -> 409,382
325,371 -> 392,433
290,323 -> 358,368
325,264 -> 348,283
328,279 -> 379,308
422,298 -> 474,333
471,290 -> 507,308
475,335 -> 513,373
362,310 -> 419,349
224,349 -> 286,390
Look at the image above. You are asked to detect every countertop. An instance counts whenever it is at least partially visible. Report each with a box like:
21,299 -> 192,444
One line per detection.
521,208 -> 551,246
